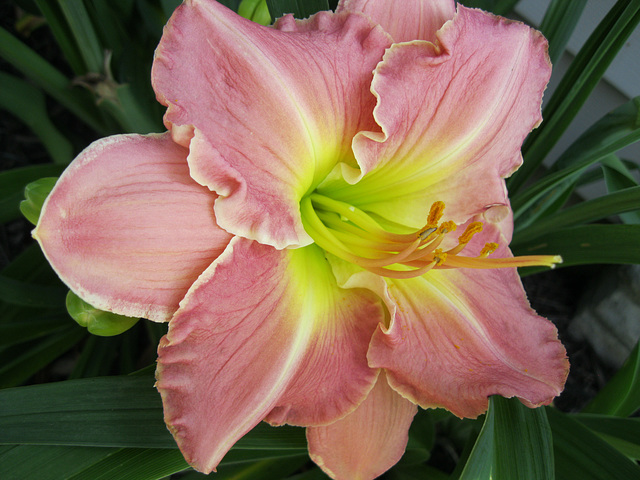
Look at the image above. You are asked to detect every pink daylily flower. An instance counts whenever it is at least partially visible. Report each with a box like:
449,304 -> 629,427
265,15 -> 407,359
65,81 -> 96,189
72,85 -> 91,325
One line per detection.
34,0 -> 569,478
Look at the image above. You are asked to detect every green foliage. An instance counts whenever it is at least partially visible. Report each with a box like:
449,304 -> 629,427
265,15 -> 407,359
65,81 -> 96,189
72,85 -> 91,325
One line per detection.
459,397 -> 554,480
266,0 -> 329,19
1,0 -> 639,479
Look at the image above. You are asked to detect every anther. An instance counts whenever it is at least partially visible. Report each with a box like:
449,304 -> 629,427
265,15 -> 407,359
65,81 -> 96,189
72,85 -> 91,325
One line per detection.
427,201 -> 446,226
479,242 -> 499,257
458,222 -> 483,244
438,221 -> 457,234
433,248 -> 447,266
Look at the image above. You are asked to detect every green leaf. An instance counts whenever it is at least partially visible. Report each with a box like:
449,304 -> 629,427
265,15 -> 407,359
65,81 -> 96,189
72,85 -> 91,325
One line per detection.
0,445 -> 120,480
195,455 -> 309,480
602,156 -> 640,223
574,415 -> 640,460
547,407 -> 640,480
0,275 -> 66,308
239,0 -> 272,25
513,186 -> 640,244
539,0 -> 587,64
508,0 -> 640,194
66,448 -> 189,480
0,313 -> 69,347
0,26 -> 109,134
459,397 -> 553,480
0,374 -> 307,450
34,0 -> 86,75
514,224 -> 640,275
0,326 -> 86,388
583,341 -> 640,417
0,73 -> 73,165
58,0 -> 105,73
512,96 -> 640,218
266,0 -> 329,19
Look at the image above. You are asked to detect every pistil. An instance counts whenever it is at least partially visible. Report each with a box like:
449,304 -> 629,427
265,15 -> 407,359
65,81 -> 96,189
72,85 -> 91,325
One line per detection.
300,194 -> 561,279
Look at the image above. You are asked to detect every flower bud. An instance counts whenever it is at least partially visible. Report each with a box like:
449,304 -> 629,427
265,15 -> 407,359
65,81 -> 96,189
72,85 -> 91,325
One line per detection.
20,177 -> 58,225
66,291 -> 139,336
238,0 -> 271,25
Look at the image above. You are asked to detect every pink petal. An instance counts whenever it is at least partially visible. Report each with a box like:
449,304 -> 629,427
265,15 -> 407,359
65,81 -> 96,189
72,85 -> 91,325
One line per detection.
156,237 -> 385,473
337,0 -> 455,43
307,371 -> 417,480
322,6 -> 551,229
367,218 -> 568,417
152,0 -> 391,249
265,280 -> 383,426
34,133 -> 231,322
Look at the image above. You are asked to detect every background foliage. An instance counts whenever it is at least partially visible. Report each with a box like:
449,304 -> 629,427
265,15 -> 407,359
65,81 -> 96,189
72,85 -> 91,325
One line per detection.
1,0 -> 640,478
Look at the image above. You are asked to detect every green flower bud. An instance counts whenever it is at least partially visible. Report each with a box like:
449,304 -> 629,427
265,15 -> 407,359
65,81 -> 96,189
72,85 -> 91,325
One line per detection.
20,177 -> 58,225
66,291 -> 139,336
238,0 -> 271,25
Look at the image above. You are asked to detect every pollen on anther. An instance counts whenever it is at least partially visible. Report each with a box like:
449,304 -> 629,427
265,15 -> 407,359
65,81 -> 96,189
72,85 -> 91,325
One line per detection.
433,248 -> 447,266
427,201 -> 445,225
458,222 -> 483,244
479,242 -> 499,257
438,221 -> 457,234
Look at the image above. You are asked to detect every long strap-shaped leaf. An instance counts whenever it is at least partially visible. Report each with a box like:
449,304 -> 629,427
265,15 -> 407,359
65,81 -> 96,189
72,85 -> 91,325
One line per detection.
508,0 -> 640,194
513,224 -> 640,275
539,0 -> 588,64
0,374 -> 307,450
459,397 -> 554,480
547,407 -> 640,480
513,186 -> 640,244
512,96 -> 640,218
0,27 -> 109,134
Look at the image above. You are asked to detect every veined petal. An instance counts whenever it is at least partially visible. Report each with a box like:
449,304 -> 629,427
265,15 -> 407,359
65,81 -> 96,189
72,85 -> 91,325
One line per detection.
34,133 -> 230,322
265,270 -> 383,426
156,237 -> 384,473
321,6 -> 551,229
337,0 -> 455,43
152,0 -> 391,249
307,371 -> 417,480
367,219 -> 568,417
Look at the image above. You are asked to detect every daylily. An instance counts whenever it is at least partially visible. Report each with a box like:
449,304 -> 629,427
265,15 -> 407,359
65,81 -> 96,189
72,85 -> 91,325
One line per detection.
34,0 -> 569,478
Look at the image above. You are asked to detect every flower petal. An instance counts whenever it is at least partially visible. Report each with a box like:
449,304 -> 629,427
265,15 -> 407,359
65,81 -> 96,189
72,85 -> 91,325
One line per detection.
34,133 -> 230,322
337,0 -> 455,43
265,276 -> 383,426
152,0 -> 391,249
367,222 -> 569,417
156,237 -> 385,472
321,6 -> 551,228
307,371 -> 417,480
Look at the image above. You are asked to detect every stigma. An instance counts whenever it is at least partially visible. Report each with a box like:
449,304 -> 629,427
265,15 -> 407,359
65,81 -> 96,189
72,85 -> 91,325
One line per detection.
300,194 -> 562,279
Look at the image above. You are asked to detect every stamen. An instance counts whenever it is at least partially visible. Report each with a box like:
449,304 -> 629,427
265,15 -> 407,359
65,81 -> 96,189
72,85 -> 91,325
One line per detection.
444,254 -> 563,269
301,195 -> 562,279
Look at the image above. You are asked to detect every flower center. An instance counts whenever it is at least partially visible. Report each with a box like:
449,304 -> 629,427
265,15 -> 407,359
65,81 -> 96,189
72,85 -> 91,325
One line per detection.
300,193 -> 561,279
